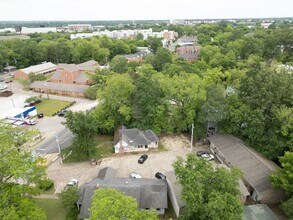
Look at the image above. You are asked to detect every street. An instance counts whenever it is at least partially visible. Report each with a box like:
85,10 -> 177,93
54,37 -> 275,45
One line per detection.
34,128 -> 74,155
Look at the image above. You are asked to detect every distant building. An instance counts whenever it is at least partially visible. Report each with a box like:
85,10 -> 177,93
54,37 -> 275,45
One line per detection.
49,60 -> 98,85
3,66 -> 17,74
14,62 -> 56,80
123,48 -> 150,63
29,81 -> 89,98
176,45 -> 201,62
0,35 -> 30,41
0,28 -> 16,33
68,24 -> 92,32
21,27 -> 57,34
177,35 -> 198,46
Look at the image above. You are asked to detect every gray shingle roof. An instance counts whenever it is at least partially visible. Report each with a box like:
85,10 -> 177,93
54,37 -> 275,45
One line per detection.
208,135 -> 277,193
144,130 -> 159,143
78,167 -> 168,219
79,60 -> 98,71
57,63 -> 79,72
75,73 -> 89,83
122,128 -> 150,146
29,81 -> 89,93
178,54 -> 199,59
242,204 -> 278,220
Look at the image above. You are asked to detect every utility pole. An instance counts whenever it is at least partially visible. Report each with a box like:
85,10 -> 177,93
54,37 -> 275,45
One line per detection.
55,133 -> 63,164
190,123 -> 194,151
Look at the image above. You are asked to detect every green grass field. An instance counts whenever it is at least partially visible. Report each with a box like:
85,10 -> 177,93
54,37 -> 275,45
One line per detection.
36,99 -> 71,116
35,198 -> 66,220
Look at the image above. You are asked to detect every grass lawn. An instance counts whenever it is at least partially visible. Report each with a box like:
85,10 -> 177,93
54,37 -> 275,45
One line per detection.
35,198 -> 66,220
36,99 -> 71,116
63,136 -> 114,163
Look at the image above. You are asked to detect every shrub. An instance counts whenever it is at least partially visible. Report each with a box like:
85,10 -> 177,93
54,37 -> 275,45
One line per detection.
39,178 -> 54,190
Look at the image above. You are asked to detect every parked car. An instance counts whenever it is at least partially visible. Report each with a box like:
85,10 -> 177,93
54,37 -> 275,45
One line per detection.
37,113 -> 44,118
129,172 -> 142,179
24,119 -> 36,125
58,109 -> 69,117
0,84 -> 7,90
67,179 -> 78,187
138,154 -> 148,164
199,153 -> 215,161
196,151 -> 210,157
155,172 -> 166,180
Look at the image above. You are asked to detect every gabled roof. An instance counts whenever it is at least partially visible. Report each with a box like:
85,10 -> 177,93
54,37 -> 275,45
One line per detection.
57,63 -> 79,72
144,130 -> 159,143
20,62 -> 56,74
78,167 -> 168,219
75,73 -> 89,83
121,128 -> 154,146
79,60 -> 98,71
208,135 -> 279,193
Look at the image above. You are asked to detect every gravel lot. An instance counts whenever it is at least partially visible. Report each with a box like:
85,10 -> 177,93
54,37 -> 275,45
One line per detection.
47,134 -> 211,194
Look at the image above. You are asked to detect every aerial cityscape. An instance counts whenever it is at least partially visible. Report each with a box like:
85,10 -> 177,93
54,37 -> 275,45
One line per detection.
0,0 -> 292,220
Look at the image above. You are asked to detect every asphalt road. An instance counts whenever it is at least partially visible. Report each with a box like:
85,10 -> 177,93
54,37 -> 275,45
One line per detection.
34,128 -> 74,155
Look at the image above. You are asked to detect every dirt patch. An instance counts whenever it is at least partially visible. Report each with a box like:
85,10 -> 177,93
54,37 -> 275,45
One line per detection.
160,134 -> 190,151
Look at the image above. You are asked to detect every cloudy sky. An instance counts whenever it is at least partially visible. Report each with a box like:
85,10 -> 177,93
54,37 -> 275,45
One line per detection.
0,0 -> 292,21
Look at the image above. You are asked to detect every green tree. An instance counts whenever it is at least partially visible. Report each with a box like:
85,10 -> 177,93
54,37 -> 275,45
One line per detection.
0,121 -> 46,219
63,111 -> 98,157
109,55 -> 128,73
147,36 -> 162,53
93,74 -> 135,134
270,152 -> 293,218
173,153 -> 242,220
90,188 -> 158,220
59,186 -> 79,219
29,72 -> 47,82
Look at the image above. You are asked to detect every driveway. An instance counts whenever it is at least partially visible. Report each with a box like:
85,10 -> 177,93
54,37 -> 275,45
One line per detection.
46,134 -> 212,194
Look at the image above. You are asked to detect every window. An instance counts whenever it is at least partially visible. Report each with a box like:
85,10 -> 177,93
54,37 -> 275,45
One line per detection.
65,73 -> 68,77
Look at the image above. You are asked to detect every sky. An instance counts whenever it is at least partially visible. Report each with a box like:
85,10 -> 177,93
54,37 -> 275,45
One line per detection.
0,0 -> 292,21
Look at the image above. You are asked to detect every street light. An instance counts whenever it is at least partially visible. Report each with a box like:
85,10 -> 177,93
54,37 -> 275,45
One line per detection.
54,133 -> 63,164
43,83 -> 49,99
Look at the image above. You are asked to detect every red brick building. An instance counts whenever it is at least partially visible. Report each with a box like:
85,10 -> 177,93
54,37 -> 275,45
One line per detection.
176,45 -> 201,62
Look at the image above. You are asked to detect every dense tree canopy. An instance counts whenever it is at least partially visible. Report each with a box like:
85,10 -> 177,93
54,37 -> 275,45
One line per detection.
173,154 -> 243,219
90,188 -> 158,220
270,152 -> 293,218
0,121 -> 47,219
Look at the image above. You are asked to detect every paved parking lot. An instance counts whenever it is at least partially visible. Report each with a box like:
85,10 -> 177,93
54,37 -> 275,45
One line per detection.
47,135 -> 211,194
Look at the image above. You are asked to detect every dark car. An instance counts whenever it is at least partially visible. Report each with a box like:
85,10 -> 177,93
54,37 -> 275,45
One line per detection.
58,109 -> 69,117
37,113 -> 44,118
155,172 -> 166,180
138,154 -> 148,164
196,151 -> 209,157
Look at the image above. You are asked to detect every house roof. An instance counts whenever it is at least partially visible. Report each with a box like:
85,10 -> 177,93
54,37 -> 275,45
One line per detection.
20,62 -> 56,74
177,45 -> 201,50
57,63 -> 80,72
29,81 -> 89,93
208,135 -> 279,194
4,66 -> 17,70
144,130 -> 159,143
75,73 -> 90,83
178,54 -> 199,59
78,167 -> 168,219
242,204 -> 278,220
79,60 -> 98,71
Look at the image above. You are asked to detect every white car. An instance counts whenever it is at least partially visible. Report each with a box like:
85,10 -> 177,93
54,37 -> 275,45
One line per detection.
0,84 -> 7,90
24,119 -> 36,125
129,172 -> 142,179
200,153 -> 215,161
67,179 -> 79,186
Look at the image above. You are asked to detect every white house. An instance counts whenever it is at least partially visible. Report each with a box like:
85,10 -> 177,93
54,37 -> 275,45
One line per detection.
114,127 -> 159,154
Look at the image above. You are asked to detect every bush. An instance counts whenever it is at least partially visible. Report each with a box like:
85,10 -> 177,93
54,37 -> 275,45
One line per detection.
86,85 -> 99,100
39,178 -> 54,190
